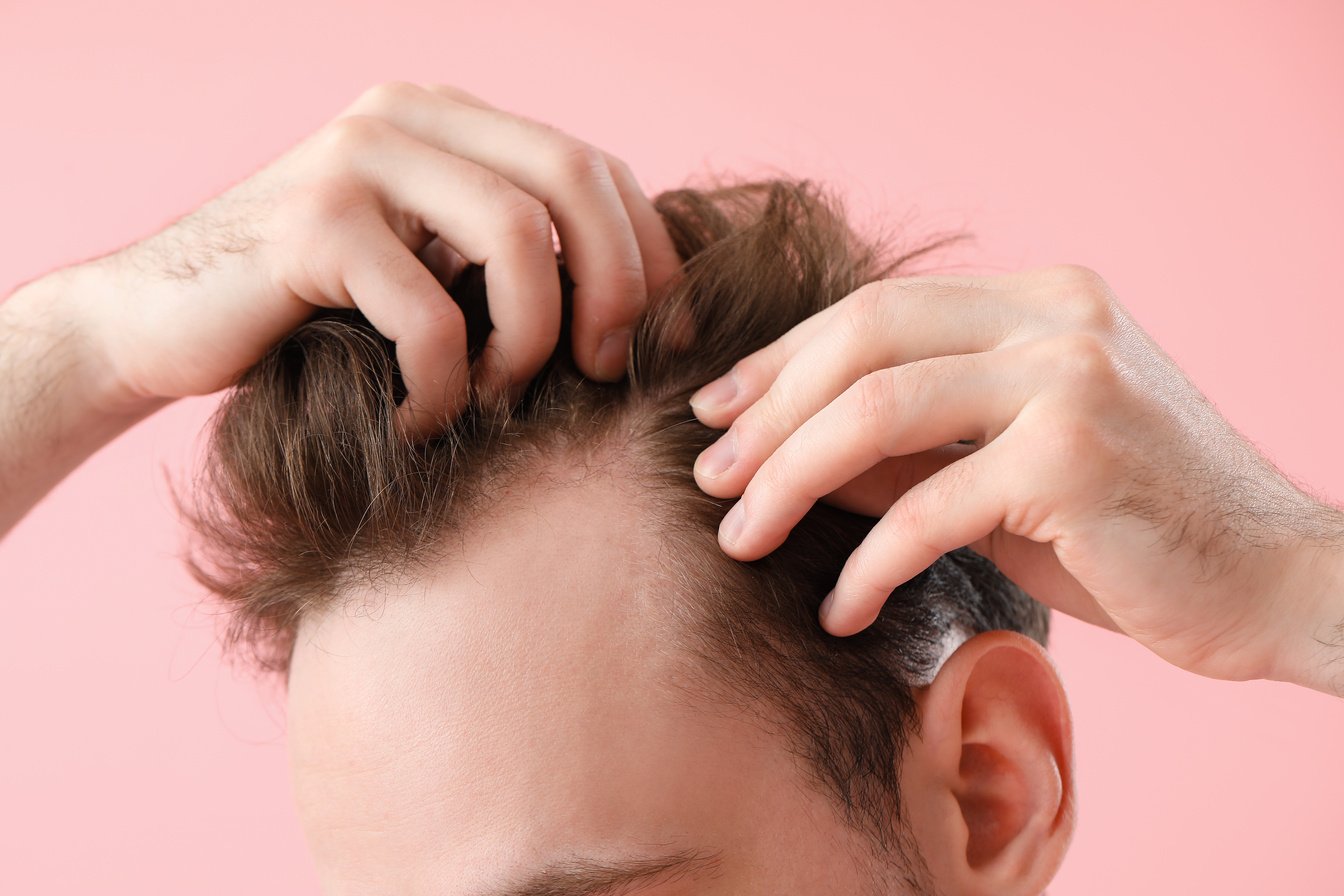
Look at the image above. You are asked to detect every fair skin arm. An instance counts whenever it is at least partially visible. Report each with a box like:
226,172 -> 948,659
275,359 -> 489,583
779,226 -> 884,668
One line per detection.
0,81 -> 679,538
691,266 -> 1344,697
0,267 -> 166,537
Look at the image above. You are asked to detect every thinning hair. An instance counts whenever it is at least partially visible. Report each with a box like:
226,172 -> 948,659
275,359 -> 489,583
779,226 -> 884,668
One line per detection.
183,178 -> 1048,864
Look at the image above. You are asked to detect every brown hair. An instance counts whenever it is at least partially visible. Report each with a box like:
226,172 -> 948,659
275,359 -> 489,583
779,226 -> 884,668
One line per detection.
184,178 -> 1047,863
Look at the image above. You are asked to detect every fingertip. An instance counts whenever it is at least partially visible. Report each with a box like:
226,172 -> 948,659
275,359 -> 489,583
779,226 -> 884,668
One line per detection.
395,352 -> 473,441
715,506 -> 779,563
504,378 -> 528,408
593,326 -> 633,382
818,590 -> 881,637
688,401 -> 736,430
644,242 -> 683,296
394,399 -> 441,443
469,351 -> 521,408
693,450 -> 746,500
718,537 -> 761,564
688,372 -> 740,423
395,355 -> 471,442
694,472 -> 739,502
818,590 -> 838,629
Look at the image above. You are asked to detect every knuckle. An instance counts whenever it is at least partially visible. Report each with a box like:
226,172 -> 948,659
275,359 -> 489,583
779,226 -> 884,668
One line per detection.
729,353 -> 771,396
843,553 -> 896,605
731,380 -> 804,459
848,280 -> 890,320
874,275 -> 959,305
610,264 -> 650,309
851,368 -> 899,427
835,284 -> 891,344
1051,262 -> 1106,289
756,449 -> 802,497
318,114 -> 392,160
354,80 -> 423,116
932,450 -> 978,497
411,302 -> 464,338
424,83 -> 474,103
888,491 -> 927,541
494,193 -> 554,245
1046,331 -> 1116,390
728,400 -> 776,457
600,248 -> 649,300
544,137 -> 610,188
1046,263 -> 1115,331
602,152 -> 635,184
885,489 -> 942,559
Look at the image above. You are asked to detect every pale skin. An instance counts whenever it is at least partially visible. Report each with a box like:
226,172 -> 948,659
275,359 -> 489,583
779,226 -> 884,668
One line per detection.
688,269 -> 1344,693
1,80 -> 1342,890
288,462 -> 1074,895
0,80 -> 681,536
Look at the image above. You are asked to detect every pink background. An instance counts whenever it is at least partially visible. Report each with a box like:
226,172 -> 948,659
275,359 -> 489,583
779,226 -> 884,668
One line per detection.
3,1 -> 1342,891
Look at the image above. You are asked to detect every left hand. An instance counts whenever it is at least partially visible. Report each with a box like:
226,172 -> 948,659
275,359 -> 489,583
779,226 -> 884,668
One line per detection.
687,264 -> 1344,688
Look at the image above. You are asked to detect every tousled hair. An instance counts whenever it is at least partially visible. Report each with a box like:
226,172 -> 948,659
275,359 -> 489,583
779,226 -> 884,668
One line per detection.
184,178 -> 1048,865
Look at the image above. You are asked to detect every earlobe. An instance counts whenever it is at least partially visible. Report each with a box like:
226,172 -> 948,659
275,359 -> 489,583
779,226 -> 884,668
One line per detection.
901,630 -> 1075,895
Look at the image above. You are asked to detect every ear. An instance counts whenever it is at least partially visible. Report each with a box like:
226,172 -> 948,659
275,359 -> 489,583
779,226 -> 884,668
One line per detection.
899,630 -> 1075,894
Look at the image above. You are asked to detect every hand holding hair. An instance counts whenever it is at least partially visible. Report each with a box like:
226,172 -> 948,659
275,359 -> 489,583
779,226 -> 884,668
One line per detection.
0,82 -> 678,536
690,266 -> 1344,695
13,81 -> 678,437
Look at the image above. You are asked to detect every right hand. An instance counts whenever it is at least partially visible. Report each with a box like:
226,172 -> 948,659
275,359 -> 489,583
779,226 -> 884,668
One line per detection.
68,81 -> 680,436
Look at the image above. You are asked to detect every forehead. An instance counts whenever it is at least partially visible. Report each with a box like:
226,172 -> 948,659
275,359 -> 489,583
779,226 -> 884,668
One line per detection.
285,467 -> 864,893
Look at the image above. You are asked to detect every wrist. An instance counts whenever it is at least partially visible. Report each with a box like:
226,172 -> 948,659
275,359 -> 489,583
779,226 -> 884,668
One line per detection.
12,258 -> 169,422
1267,510 -> 1344,696
0,267 -> 170,536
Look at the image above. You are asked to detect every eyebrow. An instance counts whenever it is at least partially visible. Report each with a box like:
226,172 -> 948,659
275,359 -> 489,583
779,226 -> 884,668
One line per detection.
481,847 -> 726,896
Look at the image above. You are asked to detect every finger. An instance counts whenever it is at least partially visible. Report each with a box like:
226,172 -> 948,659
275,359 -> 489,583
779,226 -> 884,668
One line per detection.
688,274 -> 1013,428
415,237 -> 468,288
420,83 -> 496,108
820,437 -> 1016,636
717,341 -> 1053,561
694,277 -> 1027,500
600,150 -> 681,296
338,115 -> 562,398
420,86 -> 681,309
822,434 -> 1122,637
821,442 -> 979,516
348,82 -> 655,381
689,300 -> 843,427
963,530 -> 1122,634
339,219 -> 470,439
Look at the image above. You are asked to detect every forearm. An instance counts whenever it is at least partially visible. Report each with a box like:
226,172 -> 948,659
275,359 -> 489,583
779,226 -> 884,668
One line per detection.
0,265 -> 166,539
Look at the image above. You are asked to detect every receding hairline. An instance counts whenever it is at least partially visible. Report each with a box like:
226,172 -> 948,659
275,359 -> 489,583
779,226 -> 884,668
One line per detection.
186,178 -> 1029,884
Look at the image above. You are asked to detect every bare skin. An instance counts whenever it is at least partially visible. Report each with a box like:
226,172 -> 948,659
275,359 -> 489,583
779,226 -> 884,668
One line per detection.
690,267 -> 1344,694
3,78 -> 1341,894
0,81 -> 679,535
287,463 -> 1074,895
2,83 -> 1342,694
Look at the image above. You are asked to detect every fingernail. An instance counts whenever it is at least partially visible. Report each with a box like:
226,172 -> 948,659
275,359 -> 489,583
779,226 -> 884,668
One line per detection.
695,432 -> 736,479
595,327 -> 632,381
720,500 -> 748,545
690,372 -> 738,415
819,590 -> 836,626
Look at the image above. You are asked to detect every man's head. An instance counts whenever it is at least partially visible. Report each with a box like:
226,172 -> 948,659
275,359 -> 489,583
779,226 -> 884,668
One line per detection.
187,180 -> 1075,893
